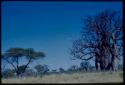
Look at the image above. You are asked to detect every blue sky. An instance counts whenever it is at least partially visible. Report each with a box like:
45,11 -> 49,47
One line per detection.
2,1 -> 122,70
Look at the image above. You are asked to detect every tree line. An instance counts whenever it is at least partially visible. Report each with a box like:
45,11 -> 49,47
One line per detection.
1,60 -> 123,78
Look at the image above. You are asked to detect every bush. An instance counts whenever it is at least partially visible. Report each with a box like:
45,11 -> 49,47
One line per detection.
80,61 -> 91,71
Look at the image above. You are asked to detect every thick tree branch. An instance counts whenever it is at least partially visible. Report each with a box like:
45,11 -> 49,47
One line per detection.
21,57 -> 32,74
2,57 -> 17,72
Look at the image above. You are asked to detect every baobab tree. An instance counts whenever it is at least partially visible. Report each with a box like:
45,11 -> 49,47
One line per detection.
70,10 -> 123,71
2,48 -> 45,78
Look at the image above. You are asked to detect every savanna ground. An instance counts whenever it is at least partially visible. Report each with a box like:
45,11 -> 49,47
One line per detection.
2,71 -> 123,83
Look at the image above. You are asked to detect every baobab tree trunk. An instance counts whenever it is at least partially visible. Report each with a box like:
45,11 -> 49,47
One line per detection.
110,34 -> 119,71
110,51 -> 119,71
99,61 -> 105,71
95,60 -> 99,71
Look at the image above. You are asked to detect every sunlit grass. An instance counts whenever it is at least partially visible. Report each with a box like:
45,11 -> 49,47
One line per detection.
2,71 -> 123,83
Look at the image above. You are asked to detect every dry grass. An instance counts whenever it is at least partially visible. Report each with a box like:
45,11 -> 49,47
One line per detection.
2,71 -> 123,83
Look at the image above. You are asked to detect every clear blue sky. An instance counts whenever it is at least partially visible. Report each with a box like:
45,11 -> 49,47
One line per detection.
2,1 -> 122,70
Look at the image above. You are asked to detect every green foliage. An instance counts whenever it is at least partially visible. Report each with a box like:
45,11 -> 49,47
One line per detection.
24,48 -> 45,59
6,48 -> 24,56
2,48 -> 45,60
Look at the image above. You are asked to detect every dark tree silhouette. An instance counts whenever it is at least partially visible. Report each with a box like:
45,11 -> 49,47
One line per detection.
2,48 -> 45,78
34,64 -> 49,76
70,10 -> 123,71
59,68 -> 65,73
68,65 -> 79,71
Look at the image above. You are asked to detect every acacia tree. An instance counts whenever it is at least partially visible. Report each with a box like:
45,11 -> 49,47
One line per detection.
70,10 -> 123,71
2,48 -> 45,78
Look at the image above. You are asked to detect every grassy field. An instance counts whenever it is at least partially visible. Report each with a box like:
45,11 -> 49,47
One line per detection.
2,71 -> 123,83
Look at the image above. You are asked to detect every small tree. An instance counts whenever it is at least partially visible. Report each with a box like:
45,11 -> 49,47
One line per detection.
34,64 -> 49,76
59,68 -> 65,73
68,65 -> 79,72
